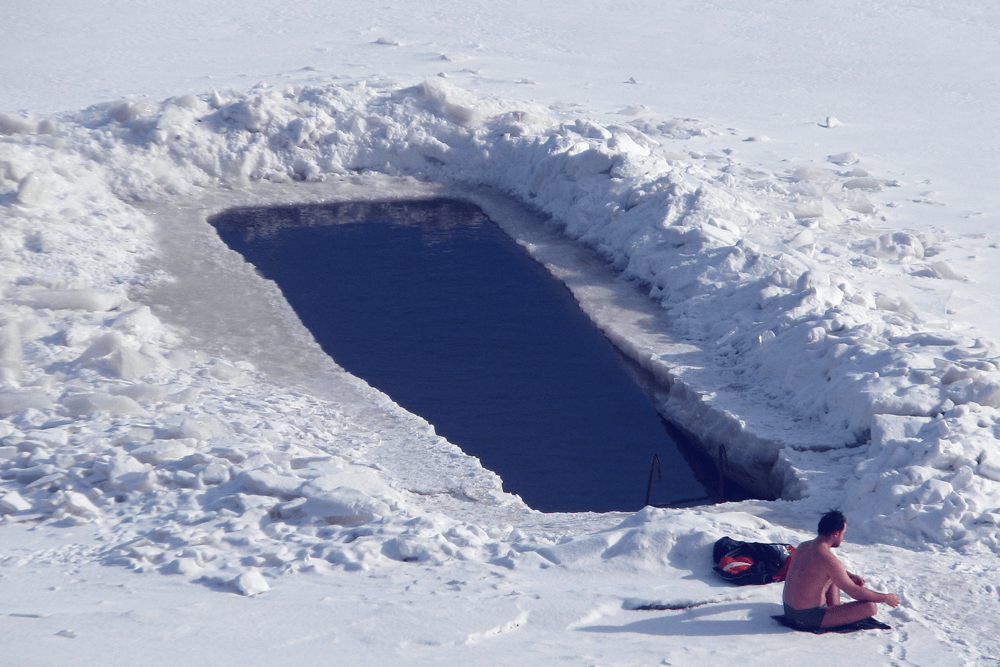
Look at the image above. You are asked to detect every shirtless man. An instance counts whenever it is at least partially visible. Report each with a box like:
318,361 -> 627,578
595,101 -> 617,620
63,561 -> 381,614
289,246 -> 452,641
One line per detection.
782,510 -> 900,629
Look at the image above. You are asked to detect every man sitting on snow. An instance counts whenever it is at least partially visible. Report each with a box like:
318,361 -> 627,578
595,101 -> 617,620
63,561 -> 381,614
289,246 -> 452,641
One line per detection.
781,510 -> 900,630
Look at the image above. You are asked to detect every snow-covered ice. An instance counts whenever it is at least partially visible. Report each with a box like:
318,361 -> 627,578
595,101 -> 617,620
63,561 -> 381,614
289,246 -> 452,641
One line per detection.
3,1 -> 1000,665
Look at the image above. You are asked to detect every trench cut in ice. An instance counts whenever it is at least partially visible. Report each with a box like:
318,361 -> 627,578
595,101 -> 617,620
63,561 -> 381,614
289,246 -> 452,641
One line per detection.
210,198 -> 715,512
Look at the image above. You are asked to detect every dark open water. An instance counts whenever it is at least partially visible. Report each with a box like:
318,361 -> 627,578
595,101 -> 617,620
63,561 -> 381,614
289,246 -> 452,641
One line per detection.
211,198 -> 724,513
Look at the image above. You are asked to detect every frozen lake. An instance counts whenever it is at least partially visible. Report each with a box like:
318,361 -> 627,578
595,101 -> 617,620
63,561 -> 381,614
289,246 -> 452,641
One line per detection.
211,198 -> 718,512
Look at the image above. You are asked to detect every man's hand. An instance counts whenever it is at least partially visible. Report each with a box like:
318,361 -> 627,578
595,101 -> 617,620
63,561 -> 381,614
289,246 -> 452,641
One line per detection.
882,593 -> 901,608
847,572 -> 865,587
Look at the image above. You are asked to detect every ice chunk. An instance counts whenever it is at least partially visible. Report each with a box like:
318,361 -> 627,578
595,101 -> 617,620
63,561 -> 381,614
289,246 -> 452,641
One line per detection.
233,571 -> 270,596
200,463 -> 231,485
977,450 -> 1000,482
58,491 -> 100,517
609,132 -> 651,157
536,533 -> 617,566
565,147 -> 616,178
0,324 -> 23,382
14,313 -> 52,341
916,478 -> 954,505
167,387 -> 201,404
786,229 -> 815,248
108,346 -> 161,379
96,455 -> 146,478
573,119 -> 612,140
62,392 -> 149,417
173,470 -> 199,487
76,332 -> 121,363
828,151 -> 859,165
304,488 -> 390,524
0,390 -> 52,417
37,119 -> 60,134
111,306 -> 164,339
873,232 -> 924,261
240,469 -> 303,498
7,464 -> 57,484
175,415 -> 230,440
299,468 -> 402,506
844,198 -> 875,214
171,94 -> 202,109
29,290 -> 125,312
0,491 -> 32,514
15,173 -> 49,207
26,428 -> 69,447
108,469 -> 157,493
791,167 -> 837,182
792,198 -> 841,221
160,557 -> 203,576
107,100 -> 153,123
0,113 -> 38,135
296,467 -> 402,523
418,78 -> 502,126
617,104 -> 647,116
208,361 -> 249,385
130,439 -> 197,465
843,177 -> 883,191
912,261 -> 967,281
109,383 -> 170,403
161,349 -> 202,370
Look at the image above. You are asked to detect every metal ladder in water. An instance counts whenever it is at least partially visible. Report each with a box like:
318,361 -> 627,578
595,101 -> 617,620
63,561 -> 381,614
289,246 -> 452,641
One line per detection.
644,444 -> 729,508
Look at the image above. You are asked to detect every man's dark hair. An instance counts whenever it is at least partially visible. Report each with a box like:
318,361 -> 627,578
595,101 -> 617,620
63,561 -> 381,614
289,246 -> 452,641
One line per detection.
818,510 -> 846,536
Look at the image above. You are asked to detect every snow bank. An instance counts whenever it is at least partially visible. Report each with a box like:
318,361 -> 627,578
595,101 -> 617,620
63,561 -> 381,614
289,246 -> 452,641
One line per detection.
3,78 -> 1000,593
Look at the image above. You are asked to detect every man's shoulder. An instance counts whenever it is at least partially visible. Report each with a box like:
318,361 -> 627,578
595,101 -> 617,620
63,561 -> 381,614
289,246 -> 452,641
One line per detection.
794,539 -> 821,560
794,538 -> 816,552
793,541 -> 836,567
813,543 -> 844,568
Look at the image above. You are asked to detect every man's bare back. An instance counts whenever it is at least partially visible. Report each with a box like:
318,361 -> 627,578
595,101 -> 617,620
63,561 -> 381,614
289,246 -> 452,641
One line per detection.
782,511 -> 900,629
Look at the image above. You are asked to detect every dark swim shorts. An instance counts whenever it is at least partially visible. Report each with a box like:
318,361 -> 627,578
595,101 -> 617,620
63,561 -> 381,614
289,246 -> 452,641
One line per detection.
783,602 -> 827,630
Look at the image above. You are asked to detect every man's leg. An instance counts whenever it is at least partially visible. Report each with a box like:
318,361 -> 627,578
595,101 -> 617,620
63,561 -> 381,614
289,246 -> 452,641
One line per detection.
825,584 -> 840,606
820,600 -> 878,628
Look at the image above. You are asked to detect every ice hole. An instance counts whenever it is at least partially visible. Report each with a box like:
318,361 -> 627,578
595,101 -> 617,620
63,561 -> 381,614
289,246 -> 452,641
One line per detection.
210,198 -> 746,513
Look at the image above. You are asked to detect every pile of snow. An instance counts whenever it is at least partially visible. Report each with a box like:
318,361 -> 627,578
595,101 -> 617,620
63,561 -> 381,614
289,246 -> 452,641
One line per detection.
3,77 -> 1000,595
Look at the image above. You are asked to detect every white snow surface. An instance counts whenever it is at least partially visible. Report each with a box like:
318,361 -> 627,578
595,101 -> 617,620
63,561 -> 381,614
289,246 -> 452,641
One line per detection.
3,2 -> 1000,665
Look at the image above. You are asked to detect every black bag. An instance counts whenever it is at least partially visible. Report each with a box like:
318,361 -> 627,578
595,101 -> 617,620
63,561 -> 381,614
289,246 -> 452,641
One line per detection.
712,536 -> 794,585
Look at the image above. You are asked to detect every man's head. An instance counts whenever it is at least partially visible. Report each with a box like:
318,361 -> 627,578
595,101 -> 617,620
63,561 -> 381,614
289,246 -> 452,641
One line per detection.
818,510 -> 847,538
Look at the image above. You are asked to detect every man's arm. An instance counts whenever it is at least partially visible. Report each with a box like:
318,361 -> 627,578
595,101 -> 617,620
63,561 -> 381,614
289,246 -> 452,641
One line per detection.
824,552 -> 900,607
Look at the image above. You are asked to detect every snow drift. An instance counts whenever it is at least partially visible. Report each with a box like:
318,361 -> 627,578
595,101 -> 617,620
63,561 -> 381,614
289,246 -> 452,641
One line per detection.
3,77 -> 1000,592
